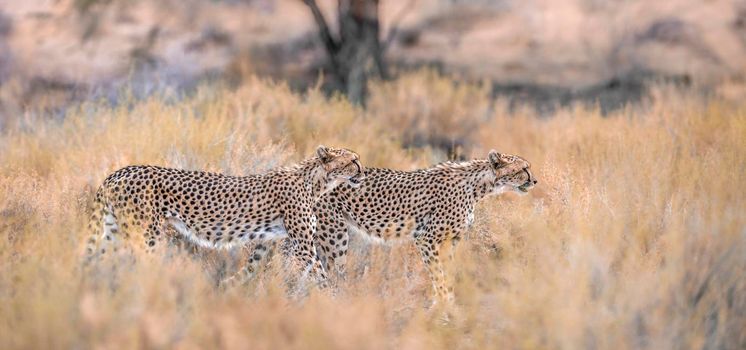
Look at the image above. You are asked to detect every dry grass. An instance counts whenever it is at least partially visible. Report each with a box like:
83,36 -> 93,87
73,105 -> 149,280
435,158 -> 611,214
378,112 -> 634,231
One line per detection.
0,72 -> 744,349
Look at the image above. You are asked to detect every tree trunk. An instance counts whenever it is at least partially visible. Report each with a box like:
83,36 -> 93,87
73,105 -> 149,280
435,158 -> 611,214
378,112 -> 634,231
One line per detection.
336,0 -> 385,104
303,0 -> 387,105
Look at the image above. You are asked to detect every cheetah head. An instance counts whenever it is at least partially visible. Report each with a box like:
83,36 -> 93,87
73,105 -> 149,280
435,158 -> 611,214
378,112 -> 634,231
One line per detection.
316,145 -> 365,193
487,150 -> 537,196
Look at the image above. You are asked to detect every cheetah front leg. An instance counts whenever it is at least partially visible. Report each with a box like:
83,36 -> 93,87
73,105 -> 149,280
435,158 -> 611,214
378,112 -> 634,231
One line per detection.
282,209 -> 329,287
313,198 -> 351,281
415,229 -> 455,305
286,239 -> 328,287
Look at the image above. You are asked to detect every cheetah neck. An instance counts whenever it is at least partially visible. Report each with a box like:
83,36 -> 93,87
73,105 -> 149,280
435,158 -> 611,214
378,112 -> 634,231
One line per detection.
470,165 -> 498,201
298,158 -> 329,200
431,160 -> 494,201
435,160 -> 516,201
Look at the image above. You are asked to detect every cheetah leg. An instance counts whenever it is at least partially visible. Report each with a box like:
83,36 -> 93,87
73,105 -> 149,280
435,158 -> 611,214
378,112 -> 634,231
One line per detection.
283,211 -> 329,288
288,240 -> 328,288
325,252 -> 347,282
221,240 -> 282,288
314,208 -> 350,282
314,193 -> 353,284
415,235 -> 454,305
441,235 -> 461,299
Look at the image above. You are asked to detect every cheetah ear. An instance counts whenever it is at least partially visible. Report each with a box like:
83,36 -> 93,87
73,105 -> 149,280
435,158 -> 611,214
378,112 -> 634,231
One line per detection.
316,145 -> 333,163
488,150 -> 506,169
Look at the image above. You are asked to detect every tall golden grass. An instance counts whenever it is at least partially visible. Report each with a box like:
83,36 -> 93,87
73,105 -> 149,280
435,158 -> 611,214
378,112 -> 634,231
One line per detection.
0,72 -> 744,349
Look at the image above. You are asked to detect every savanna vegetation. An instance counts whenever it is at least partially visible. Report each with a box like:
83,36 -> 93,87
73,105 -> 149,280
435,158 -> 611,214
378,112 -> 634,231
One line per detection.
1,71 -> 744,349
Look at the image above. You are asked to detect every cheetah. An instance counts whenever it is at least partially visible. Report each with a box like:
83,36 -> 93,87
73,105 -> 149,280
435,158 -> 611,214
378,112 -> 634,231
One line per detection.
83,146 -> 365,285
246,150 -> 536,303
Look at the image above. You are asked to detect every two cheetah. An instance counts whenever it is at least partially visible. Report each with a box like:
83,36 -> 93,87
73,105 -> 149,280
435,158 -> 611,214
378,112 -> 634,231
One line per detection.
85,146 -> 536,303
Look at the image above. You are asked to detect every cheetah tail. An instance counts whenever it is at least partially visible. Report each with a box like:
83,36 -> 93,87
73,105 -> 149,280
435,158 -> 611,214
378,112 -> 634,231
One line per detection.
82,187 -> 106,266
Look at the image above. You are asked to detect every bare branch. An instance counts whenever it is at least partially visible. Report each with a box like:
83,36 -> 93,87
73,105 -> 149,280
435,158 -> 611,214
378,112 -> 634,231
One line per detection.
382,0 -> 415,52
302,0 -> 340,55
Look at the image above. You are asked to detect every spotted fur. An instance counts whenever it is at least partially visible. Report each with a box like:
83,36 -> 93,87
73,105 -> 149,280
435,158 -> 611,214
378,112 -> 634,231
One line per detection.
83,146 -> 365,286
246,150 -> 536,303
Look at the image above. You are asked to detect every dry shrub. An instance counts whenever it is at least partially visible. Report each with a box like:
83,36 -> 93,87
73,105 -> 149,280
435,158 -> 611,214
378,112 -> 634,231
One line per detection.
0,73 -> 744,349
368,69 -> 492,159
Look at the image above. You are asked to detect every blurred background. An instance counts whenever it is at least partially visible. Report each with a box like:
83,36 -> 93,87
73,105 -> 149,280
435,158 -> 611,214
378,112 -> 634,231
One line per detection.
1,1 -> 744,349
2,0 -> 745,117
